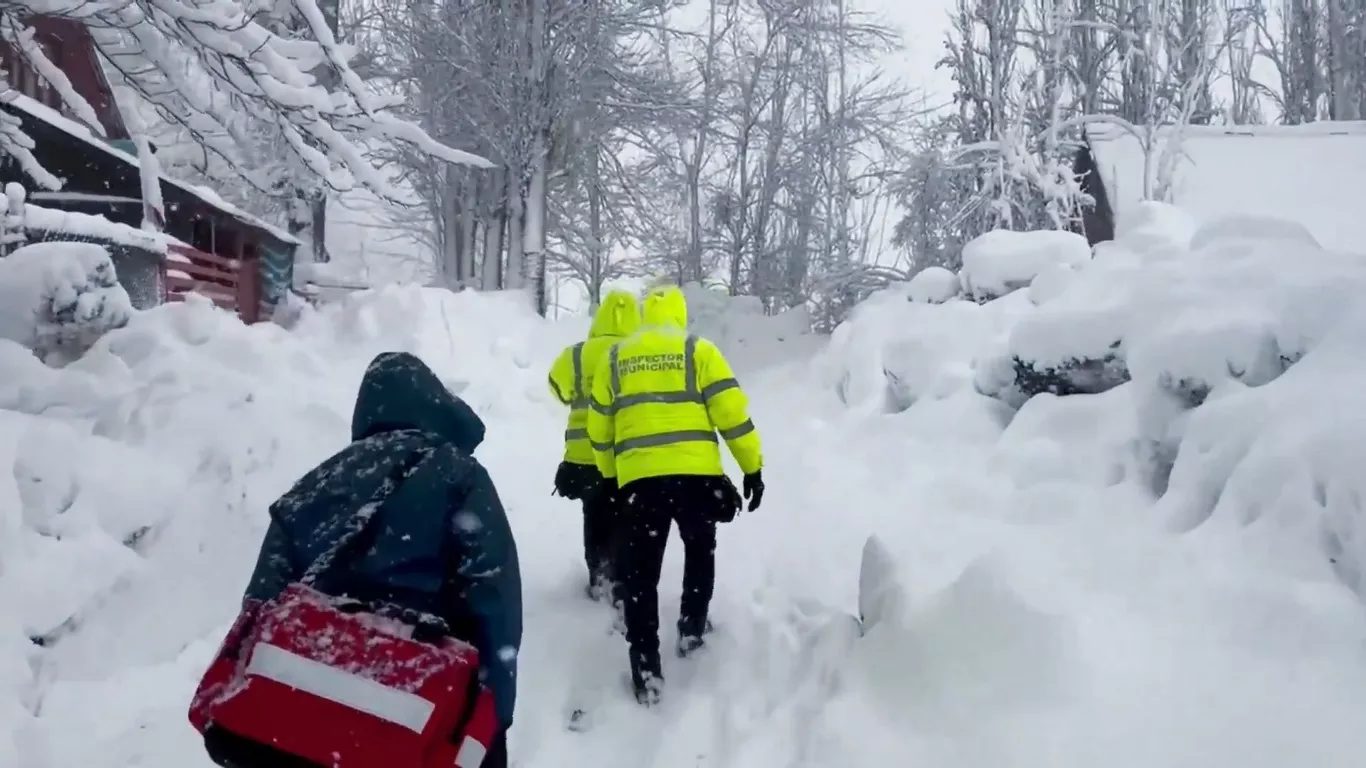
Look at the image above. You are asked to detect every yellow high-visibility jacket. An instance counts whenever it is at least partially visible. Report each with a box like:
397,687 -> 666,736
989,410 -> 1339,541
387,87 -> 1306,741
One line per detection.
548,290 -> 640,465
587,285 -> 762,487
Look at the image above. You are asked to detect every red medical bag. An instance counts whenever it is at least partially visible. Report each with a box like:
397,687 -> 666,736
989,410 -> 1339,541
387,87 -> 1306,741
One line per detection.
189,583 -> 497,767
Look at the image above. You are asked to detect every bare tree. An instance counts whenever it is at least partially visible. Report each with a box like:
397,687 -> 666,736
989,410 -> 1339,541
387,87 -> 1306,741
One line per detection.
1225,0 -> 1264,124
373,0 -> 682,311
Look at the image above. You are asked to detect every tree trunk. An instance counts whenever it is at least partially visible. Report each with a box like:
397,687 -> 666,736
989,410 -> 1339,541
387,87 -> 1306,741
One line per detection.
440,166 -> 462,287
505,166 -> 526,290
587,144 -> 605,306
481,167 -> 505,290
1327,0 -> 1360,120
523,0 -> 550,314
524,129 -> 549,316
683,0 -> 722,286
459,173 -> 478,282
310,194 -> 328,263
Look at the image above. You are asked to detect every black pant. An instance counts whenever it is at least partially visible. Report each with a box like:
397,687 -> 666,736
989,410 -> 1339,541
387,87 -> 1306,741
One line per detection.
557,462 -> 620,595
582,483 -> 619,593
618,475 -> 724,691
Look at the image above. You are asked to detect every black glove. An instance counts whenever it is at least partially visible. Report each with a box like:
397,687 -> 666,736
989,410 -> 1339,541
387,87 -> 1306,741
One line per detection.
743,471 -> 764,512
553,461 -> 580,500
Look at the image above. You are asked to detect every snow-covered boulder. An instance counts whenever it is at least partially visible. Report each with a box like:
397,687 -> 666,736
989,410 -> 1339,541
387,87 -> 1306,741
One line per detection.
0,243 -> 133,366
907,267 -> 961,304
959,229 -> 1092,302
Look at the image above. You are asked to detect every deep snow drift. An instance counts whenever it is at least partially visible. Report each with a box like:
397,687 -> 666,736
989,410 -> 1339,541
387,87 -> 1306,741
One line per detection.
3,219 -> 1366,767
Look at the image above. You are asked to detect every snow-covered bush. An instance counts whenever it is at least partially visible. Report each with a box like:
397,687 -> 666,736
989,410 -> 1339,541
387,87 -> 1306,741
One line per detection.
958,229 -> 1092,302
907,267 -> 961,304
822,210 -> 1366,423
992,210 -> 1366,415
0,243 -> 134,366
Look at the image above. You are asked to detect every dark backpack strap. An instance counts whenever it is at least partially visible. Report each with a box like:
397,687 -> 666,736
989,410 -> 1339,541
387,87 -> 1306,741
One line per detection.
300,446 -> 433,590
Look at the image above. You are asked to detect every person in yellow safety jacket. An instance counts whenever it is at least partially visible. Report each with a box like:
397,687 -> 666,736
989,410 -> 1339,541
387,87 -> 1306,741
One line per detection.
585,284 -> 765,706
547,289 -> 641,604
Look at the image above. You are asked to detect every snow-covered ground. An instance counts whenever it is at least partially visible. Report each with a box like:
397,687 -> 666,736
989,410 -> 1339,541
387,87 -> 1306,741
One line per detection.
3,213 -> 1366,767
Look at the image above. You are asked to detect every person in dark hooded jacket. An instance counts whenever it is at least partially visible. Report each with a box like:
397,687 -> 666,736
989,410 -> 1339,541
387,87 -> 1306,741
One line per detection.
240,351 -> 522,767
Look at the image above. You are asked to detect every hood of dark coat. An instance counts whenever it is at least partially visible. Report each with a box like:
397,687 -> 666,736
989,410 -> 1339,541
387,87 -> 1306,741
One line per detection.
350,351 -> 486,453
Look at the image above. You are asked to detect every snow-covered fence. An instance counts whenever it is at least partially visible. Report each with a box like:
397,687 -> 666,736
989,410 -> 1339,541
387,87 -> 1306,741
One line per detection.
164,243 -> 247,316
0,185 -> 27,256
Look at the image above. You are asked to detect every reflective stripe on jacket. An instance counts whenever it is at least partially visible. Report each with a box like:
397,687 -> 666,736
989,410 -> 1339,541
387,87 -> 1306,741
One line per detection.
586,285 -> 761,487
548,290 -> 640,464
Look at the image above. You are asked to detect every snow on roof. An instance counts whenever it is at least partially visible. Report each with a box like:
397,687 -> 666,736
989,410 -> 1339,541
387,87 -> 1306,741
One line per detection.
1084,121 -> 1366,253
2,92 -> 302,247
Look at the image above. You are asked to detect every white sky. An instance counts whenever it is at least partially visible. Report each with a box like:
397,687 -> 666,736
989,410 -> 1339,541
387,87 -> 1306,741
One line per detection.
863,0 -> 956,107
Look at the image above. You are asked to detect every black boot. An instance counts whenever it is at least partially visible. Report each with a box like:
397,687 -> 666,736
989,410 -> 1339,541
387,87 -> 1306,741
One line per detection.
633,668 -> 663,707
630,650 -> 664,706
676,618 -> 714,658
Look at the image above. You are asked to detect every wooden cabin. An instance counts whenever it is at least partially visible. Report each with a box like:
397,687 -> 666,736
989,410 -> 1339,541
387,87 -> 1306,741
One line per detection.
0,16 -> 300,322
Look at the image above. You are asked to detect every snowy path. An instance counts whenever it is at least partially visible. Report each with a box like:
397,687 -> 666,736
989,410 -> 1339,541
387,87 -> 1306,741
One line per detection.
10,288 -> 1366,767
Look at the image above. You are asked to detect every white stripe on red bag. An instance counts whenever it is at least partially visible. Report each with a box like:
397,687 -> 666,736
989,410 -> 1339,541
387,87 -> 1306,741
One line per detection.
245,643 -> 436,734
454,735 -> 488,768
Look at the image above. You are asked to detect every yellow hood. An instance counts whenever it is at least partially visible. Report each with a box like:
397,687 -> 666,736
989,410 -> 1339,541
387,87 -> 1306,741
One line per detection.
589,289 -> 641,338
642,285 -> 688,329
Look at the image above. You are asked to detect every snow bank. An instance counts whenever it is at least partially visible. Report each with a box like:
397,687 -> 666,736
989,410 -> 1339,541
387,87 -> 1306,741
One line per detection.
1113,199 -> 1198,254
959,229 -> 1091,302
7,229 -> 1366,768
844,513 -> 1366,768
0,243 -> 134,365
1158,303 -> 1366,597
0,284 -> 574,766
680,282 -> 819,372
822,211 -> 1366,608
1190,213 -> 1321,251
816,280 -> 1031,414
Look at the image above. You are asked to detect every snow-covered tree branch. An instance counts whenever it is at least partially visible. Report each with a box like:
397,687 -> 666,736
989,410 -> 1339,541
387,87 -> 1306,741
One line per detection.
0,0 -> 489,208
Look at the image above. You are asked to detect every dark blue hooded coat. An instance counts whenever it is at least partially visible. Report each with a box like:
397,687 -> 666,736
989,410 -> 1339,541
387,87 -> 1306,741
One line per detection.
242,351 -> 523,728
